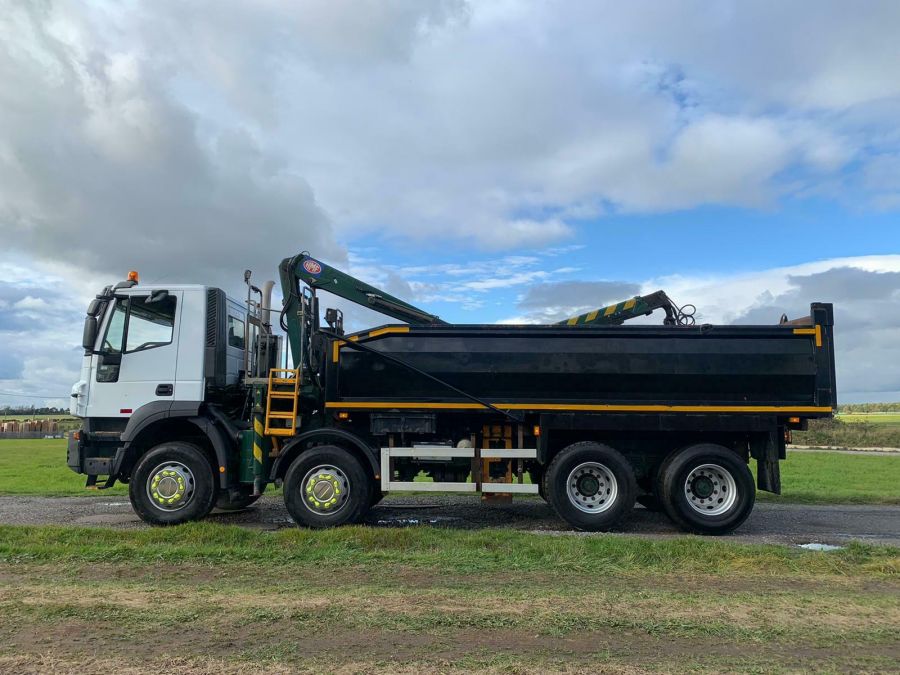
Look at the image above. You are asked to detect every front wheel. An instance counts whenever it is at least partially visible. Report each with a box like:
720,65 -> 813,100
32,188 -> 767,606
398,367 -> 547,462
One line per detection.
283,445 -> 372,528
546,442 -> 636,531
129,442 -> 217,526
657,444 -> 755,535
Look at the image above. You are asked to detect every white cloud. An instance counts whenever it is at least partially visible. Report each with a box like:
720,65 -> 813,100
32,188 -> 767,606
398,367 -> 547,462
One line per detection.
2,0 -> 900,264
2,1 -> 900,404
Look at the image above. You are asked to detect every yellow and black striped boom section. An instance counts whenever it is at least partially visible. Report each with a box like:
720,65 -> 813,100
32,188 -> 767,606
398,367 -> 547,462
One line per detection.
558,290 -> 681,326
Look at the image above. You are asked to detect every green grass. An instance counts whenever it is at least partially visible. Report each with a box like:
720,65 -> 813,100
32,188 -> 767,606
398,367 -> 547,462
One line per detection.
0,522 -> 895,575
794,416 -> 900,448
755,450 -> 900,505
837,413 -> 900,425
0,525 -> 896,672
0,439 -> 126,496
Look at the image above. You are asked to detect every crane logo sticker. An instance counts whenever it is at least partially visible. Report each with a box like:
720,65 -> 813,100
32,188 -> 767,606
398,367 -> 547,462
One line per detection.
302,258 -> 323,276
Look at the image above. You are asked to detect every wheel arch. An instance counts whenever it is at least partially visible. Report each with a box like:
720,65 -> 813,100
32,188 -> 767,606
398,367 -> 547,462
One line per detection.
114,408 -> 234,488
271,428 -> 380,482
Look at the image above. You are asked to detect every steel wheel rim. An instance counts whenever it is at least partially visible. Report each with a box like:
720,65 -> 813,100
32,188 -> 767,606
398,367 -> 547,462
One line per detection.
684,463 -> 738,516
300,465 -> 350,515
566,462 -> 618,514
146,461 -> 196,512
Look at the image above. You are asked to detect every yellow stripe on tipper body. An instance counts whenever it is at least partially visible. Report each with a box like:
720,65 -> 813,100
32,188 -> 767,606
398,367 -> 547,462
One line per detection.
793,326 -> 823,347
623,299 -> 636,310
604,304 -> 617,316
253,444 -> 263,462
567,317 -> 578,326
368,326 -> 410,338
253,419 -> 264,436
586,309 -> 599,322
324,401 -> 833,414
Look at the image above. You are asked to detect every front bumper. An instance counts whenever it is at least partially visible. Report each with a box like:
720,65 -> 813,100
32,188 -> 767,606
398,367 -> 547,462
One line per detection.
67,431 -> 116,477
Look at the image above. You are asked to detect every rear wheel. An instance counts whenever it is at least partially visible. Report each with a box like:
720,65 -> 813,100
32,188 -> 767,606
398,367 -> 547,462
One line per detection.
546,442 -> 636,531
657,444 -> 755,535
283,445 -> 372,528
129,442 -> 217,526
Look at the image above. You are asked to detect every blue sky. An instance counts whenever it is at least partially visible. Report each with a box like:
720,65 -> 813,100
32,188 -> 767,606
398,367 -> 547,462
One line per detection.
1,1 -> 899,405
351,199 -> 898,324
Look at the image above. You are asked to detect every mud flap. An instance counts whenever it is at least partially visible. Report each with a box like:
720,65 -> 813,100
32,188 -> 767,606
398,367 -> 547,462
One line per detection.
751,430 -> 782,494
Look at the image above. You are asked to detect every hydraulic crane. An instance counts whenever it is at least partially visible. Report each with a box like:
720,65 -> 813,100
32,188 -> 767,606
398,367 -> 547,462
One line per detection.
557,290 -> 695,326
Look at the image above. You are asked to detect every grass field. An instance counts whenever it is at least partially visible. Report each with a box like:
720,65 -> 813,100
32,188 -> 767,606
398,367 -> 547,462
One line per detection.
756,450 -> 900,505
837,413 -> 900,425
0,439 -> 126,496
795,415 -> 900,448
0,439 -> 897,504
0,525 -> 895,673
0,444 -> 897,671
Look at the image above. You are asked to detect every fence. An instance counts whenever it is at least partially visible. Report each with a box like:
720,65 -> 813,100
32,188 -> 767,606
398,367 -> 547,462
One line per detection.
0,419 -> 79,440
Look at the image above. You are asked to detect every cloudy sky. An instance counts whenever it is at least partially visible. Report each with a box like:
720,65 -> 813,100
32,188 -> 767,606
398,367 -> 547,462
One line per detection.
1,0 -> 899,406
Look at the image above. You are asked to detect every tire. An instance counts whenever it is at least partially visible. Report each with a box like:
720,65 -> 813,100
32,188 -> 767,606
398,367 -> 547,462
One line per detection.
656,443 -> 755,535
545,441 -> 636,531
636,494 -> 661,511
129,442 -> 217,526
283,445 -> 372,528
215,488 -> 260,511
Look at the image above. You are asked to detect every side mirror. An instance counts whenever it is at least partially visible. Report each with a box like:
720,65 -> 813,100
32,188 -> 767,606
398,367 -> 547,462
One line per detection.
82,316 -> 98,351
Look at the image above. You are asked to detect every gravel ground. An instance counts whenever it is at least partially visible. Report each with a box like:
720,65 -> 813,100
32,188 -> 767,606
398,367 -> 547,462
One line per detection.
1,494 -> 898,546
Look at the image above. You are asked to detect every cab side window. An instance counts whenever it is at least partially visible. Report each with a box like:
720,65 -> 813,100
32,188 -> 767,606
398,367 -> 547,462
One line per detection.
126,296 -> 177,352
228,315 -> 245,349
102,302 -> 128,354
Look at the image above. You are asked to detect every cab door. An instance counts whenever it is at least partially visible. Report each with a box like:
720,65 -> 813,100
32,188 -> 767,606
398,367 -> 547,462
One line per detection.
86,291 -> 182,419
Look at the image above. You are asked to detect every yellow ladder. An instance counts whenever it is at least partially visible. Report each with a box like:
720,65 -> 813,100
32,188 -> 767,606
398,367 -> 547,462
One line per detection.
264,368 -> 300,436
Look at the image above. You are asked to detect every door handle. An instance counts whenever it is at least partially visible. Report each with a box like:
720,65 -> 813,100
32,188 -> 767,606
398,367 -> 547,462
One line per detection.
156,384 -> 173,396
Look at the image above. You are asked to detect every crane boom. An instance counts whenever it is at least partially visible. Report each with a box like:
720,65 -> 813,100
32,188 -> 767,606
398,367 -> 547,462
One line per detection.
280,253 -> 445,325
558,290 -> 687,326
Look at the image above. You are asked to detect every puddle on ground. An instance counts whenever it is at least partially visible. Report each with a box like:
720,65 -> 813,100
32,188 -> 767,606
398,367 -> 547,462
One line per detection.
373,516 -> 461,527
798,542 -> 844,551
99,502 -> 129,507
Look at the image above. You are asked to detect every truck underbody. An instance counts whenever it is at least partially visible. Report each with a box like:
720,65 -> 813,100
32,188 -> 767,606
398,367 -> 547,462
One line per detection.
68,254 -> 836,535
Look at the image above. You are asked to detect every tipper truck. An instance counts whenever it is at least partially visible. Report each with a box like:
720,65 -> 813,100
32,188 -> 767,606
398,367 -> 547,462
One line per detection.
68,253 -> 836,534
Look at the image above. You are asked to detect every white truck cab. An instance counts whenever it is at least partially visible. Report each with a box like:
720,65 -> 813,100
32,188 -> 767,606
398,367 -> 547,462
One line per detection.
72,282 -> 248,419
68,274 -> 263,496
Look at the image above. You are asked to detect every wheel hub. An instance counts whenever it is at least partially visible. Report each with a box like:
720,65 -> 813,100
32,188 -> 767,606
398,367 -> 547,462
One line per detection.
147,462 -> 195,512
301,465 -> 349,515
576,474 -> 600,496
684,463 -> 738,516
691,475 -> 715,499
566,462 -> 618,514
